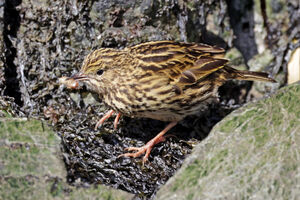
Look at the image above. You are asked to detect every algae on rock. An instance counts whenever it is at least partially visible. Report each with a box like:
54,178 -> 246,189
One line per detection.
0,116 -> 133,200
156,83 -> 300,200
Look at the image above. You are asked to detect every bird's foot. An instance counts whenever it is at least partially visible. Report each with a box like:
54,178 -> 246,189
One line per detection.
94,110 -> 121,130
119,121 -> 178,165
119,135 -> 166,165
118,121 -> 177,165
113,113 -> 121,129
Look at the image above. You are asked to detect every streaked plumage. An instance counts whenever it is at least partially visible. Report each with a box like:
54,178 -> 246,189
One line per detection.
61,41 -> 276,164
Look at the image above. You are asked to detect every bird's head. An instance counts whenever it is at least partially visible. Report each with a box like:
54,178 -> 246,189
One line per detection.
60,48 -> 124,94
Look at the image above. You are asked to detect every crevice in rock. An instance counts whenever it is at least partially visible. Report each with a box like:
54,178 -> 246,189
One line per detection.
226,0 -> 258,63
2,0 -> 22,106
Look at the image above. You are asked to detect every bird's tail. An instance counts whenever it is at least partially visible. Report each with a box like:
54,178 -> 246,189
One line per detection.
224,66 -> 276,83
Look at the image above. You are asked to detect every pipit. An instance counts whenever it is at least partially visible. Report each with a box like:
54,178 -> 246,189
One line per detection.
60,41 -> 276,164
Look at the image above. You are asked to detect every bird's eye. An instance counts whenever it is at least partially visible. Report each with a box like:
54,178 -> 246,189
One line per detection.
97,69 -> 104,76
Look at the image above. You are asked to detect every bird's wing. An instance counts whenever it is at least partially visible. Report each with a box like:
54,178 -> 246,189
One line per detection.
128,40 -> 228,85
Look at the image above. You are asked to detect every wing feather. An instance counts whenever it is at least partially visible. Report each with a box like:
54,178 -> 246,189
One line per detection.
128,41 -> 228,90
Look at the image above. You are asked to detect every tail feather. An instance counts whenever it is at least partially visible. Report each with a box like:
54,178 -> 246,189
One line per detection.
224,66 -> 276,83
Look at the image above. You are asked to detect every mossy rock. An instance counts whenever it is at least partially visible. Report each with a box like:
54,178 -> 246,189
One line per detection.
156,83 -> 300,199
0,116 -> 133,200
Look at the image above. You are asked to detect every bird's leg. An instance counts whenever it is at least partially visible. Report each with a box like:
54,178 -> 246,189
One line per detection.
113,113 -> 122,129
94,110 -> 115,130
119,121 -> 178,164
94,110 -> 122,130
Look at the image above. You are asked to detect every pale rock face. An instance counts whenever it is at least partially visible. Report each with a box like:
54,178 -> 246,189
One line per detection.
156,83 -> 300,200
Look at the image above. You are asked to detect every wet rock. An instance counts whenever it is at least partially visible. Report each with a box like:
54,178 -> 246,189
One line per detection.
156,82 -> 300,200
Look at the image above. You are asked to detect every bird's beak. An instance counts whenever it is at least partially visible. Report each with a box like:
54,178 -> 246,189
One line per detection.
68,73 -> 88,81
59,73 -> 89,89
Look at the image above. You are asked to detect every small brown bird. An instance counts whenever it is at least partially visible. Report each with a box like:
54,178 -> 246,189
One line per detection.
60,41 -> 276,164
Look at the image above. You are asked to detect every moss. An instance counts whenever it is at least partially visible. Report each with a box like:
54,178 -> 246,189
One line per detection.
172,149 -> 229,192
240,121 -> 249,132
0,176 -> 37,200
0,117 -> 133,199
238,108 -> 259,123
219,117 -> 237,132
157,83 -> 300,199
187,192 -> 195,200
49,179 -> 65,198
252,126 -> 268,147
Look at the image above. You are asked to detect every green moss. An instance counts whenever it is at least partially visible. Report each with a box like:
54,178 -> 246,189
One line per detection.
240,122 -> 248,132
252,126 -> 269,147
49,179 -> 65,198
172,149 -> 229,192
219,117 -> 237,132
238,108 -> 259,122
0,145 -> 46,176
158,83 -> 300,199
187,192 -> 195,200
0,117 -> 133,199
0,176 -> 36,200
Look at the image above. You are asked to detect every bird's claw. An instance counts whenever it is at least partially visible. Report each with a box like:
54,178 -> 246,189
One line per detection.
118,140 -> 156,165
94,123 -> 102,130
94,110 -> 121,131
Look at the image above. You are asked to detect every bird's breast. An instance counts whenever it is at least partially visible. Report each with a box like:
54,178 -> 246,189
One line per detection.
101,76 -> 220,122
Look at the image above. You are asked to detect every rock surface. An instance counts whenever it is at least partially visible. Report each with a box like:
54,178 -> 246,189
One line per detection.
0,0 -> 299,198
0,114 -> 133,200
156,83 -> 300,199
0,1 -> 235,197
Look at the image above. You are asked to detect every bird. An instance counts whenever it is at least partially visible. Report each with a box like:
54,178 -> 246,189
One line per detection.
60,40 -> 276,164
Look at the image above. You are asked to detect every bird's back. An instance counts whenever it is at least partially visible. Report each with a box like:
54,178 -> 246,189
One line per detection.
102,41 -> 228,121
100,41 -> 275,122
